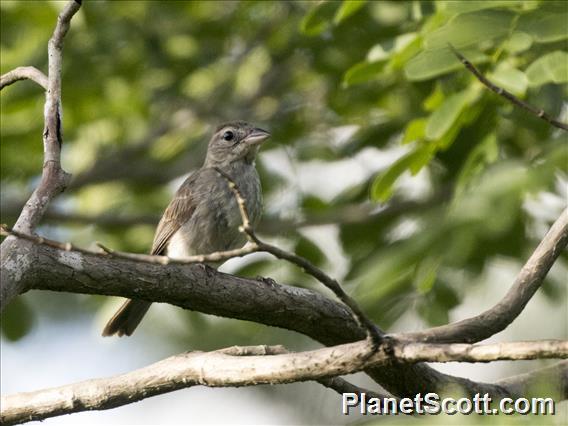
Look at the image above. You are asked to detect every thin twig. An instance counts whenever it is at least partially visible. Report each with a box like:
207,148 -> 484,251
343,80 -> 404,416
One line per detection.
213,167 -> 384,348
0,224 -> 258,266
0,66 -> 48,90
449,44 -> 568,131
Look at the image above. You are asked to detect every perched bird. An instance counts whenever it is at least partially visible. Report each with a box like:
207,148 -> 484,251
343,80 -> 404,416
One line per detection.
102,121 -> 270,337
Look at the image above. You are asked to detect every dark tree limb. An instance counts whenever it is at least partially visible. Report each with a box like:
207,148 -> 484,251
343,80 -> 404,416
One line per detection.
399,207 -> 568,343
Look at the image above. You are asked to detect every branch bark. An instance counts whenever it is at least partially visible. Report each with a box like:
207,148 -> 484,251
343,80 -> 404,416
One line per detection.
0,0 -> 80,311
0,66 -> 48,90
2,340 -> 565,425
400,207 -> 568,343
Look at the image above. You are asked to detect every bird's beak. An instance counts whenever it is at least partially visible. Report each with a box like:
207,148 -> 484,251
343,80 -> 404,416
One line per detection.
243,128 -> 271,145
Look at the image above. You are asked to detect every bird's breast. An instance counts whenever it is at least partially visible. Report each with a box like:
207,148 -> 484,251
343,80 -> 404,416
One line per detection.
166,164 -> 261,259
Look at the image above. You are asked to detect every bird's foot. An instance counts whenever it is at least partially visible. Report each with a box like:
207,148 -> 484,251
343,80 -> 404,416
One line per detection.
256,276 -> 278,287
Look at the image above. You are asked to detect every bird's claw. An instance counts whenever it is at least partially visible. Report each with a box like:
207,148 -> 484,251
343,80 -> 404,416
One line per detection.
256,276 -> 277,287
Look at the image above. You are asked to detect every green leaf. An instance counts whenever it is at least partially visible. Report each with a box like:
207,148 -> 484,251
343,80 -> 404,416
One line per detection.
343,60 -> 388,87
301,195 -> 330,212
366,44 -> 390,62
371,147 -> 432,202
425,91 -> 470,140
525,51 -> 568,87
424,10 -> 516,50
402,118 -> 427,144
518,8 -> 568,43
334,0 -> 367,25
1,297 -> 35,341
418,299 -> 449,326
456,132 -> 499,195
436,0 -> 525,15
488,65 -> 528,96
300,1 -> 338,36
388,33 -> 422,70
295,236 -> 326,265
414,256 -> 442,294
404,47 -> 489,81
503,32 -> 533,54
423,83 -> 445,111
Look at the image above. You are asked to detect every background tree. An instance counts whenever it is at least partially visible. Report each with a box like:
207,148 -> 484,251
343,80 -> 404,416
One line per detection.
1,1 -> 566,424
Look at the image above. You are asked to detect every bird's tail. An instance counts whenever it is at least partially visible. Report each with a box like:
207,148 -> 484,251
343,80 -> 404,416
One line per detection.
102,299 -> 151,337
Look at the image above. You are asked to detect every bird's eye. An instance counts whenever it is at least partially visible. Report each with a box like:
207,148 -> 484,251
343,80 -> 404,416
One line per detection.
223,131 -> 234,141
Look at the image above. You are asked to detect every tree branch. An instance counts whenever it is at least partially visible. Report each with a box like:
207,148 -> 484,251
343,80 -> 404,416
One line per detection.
0,66 -> 48,90
450,44 -> 568,131
2,340 -> 565,425
0,0 -> 81,311
0,236 -> 555,400
14,0 -> 80,234
400,207 -> 568,343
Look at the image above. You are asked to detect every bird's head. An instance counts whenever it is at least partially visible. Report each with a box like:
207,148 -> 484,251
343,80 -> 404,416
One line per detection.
204,121 -> 270,167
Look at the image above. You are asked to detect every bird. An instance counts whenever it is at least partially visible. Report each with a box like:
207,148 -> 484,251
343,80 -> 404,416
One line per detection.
102,121 -> 270,337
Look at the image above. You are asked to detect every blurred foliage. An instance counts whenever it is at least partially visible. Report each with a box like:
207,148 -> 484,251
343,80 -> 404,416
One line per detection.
1,0 -> 566,350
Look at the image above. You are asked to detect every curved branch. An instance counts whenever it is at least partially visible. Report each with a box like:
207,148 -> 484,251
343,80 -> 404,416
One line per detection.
0,66 -> 48,90
2,340 -> 565,425
401,207 -> 568,343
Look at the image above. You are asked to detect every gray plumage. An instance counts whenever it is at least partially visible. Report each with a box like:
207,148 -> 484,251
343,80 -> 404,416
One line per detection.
102,121 -> 269,337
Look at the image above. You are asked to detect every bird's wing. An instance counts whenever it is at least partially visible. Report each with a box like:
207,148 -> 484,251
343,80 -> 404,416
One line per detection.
150,172 -> 200,256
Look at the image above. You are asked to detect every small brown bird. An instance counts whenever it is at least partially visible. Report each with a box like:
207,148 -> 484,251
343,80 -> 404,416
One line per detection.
102,121 -> 270,337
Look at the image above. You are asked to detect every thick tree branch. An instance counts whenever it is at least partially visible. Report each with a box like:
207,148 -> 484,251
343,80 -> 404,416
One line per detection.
2,206 -> 565,401
0,0 -> 81,311
400,207 -> 568,343
0,237 -> 552,400
2,340 -> 565,425
0,66 -> 48,90
450,45 -> 568,131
